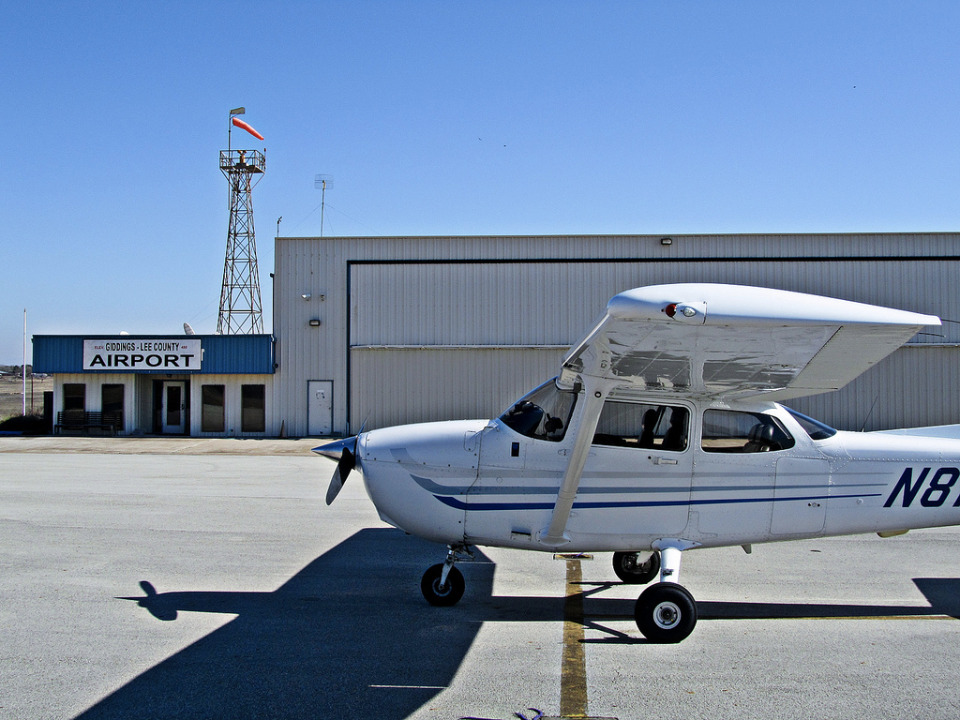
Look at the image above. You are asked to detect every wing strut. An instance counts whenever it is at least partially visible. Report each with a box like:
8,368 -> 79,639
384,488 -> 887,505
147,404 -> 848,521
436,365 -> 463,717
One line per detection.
539,376 -> 617,547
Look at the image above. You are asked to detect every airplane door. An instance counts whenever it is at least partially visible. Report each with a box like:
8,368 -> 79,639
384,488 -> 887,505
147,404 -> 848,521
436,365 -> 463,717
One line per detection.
577,402 -> 695,540
161,381 -> 186,434
308,381 -> 333,436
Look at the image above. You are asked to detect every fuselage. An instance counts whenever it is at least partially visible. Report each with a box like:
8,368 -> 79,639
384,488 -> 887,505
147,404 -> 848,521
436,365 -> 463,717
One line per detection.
355,391 -> 960,553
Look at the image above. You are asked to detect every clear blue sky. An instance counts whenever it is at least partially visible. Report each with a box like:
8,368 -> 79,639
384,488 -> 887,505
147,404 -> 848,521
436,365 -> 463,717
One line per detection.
1,1 -> 958,363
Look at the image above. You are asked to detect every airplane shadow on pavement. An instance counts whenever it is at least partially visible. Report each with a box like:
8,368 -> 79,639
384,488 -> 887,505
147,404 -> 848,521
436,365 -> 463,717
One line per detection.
76,528 -> 958,718
77,528 -> 503,720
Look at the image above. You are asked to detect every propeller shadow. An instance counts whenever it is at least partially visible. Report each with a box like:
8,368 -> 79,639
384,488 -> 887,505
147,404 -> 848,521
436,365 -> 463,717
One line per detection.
79,528 -> 496,720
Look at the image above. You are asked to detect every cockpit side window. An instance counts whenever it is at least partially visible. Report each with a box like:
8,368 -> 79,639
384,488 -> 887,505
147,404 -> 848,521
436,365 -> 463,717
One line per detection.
593,401 -> 690,452
701,410 -> 795,453
499,379 -> 577,442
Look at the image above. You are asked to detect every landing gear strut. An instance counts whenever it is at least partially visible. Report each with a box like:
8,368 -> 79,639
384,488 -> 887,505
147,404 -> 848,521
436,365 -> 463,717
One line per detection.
620,540 -> 699,643
420,544 -> 471,606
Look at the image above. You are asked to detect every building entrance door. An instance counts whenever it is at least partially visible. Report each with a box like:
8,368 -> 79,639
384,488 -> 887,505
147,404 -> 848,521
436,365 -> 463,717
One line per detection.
308,380 -> 333,436
162,381 -> 186,434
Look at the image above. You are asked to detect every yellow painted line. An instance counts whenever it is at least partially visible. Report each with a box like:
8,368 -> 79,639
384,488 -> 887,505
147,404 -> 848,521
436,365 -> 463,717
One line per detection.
562,558 -> 589,719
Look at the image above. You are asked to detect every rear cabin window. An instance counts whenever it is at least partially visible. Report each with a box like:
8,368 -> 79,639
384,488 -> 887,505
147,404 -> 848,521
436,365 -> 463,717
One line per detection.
593,402 -> 689,452
701,410 -> 795,453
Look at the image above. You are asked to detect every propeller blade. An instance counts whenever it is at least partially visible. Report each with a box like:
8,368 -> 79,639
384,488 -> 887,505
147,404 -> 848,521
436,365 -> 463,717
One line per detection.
325,468 -> 344,505
313,436 -> 359,505
326,448 -> 355,505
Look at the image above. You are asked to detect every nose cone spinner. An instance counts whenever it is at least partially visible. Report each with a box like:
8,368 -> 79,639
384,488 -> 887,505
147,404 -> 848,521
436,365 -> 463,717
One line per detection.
312,437 -> 355,461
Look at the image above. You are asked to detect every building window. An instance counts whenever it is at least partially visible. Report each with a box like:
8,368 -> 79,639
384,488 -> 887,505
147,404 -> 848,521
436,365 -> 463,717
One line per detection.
101,384 -> 124,432
202,385 -> 226,433
63,383 -> 86,412
241,384 -> 265,433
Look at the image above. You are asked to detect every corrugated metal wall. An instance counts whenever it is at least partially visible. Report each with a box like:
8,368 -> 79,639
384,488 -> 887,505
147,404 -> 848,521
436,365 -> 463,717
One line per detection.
350,259 -> 957,346
273,233 -> 959,435
351,348 -> 563,428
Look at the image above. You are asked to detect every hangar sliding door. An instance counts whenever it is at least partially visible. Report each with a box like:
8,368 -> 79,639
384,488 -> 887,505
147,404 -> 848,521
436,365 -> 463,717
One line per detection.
347,259 -> 958,432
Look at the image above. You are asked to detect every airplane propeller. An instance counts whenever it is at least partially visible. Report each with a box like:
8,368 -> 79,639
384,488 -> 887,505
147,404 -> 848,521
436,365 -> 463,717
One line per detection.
313,435 -> 359,505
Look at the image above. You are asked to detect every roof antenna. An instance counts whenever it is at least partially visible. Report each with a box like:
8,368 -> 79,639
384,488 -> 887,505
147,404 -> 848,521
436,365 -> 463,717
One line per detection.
314,174 -> 333,236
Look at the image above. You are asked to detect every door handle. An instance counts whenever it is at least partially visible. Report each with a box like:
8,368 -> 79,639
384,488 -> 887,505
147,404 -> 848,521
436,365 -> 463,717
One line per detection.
650,456 -> 678,465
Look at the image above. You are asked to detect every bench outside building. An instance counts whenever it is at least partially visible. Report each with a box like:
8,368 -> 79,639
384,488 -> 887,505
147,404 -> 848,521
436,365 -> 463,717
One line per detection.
54,410 -> 123,435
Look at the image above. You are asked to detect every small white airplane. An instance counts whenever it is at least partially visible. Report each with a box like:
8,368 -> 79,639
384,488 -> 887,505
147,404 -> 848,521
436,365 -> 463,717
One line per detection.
316,283 -> 959,642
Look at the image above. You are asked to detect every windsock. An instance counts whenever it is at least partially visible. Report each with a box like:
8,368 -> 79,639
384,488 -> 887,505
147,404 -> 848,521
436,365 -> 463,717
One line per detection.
231,117 -> 264,140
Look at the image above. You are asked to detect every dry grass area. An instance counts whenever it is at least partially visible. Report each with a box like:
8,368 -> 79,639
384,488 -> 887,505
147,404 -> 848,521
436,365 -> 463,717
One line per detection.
0,376 -> 50,422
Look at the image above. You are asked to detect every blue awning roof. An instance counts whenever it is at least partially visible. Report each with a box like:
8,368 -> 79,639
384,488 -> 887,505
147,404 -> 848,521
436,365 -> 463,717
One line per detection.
33,335 -> 275,374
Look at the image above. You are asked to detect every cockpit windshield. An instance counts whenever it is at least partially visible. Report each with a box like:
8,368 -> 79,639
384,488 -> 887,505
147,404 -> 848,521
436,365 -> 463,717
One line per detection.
785,407 -> 837,440
499,378 -> 577,442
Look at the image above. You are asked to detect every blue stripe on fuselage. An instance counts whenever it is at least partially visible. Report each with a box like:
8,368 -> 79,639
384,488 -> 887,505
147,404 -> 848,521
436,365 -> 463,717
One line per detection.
434,492 -> 881,512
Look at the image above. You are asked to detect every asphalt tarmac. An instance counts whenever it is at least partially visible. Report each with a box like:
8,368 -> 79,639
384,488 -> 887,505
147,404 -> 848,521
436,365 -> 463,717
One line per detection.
1,438 -> 958,720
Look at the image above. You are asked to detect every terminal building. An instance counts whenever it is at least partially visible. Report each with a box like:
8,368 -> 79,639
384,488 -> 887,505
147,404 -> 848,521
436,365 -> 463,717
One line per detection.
32,334 -> 274,436
34,231 -> 960,437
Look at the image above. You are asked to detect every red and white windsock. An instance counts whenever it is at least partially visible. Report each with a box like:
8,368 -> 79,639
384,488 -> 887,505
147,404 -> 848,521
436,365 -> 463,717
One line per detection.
231,117 -> 264,140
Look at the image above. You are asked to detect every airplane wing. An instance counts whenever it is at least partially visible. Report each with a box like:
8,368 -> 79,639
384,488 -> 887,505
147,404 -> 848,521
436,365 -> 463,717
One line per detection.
540,283 -> 942,546
559,283 -> 942,401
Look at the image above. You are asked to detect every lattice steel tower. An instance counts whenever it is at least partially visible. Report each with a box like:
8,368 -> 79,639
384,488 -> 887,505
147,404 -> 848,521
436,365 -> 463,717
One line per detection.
217,140 -> 266,335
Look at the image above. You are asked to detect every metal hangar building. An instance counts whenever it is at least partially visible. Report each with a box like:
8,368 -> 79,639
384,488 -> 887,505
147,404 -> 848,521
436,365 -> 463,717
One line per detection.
273,231 -> 959,437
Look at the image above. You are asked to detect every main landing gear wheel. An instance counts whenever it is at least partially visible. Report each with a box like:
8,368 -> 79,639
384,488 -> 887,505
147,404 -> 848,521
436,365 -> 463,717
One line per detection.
612,551 -> 661,584
634,582 -> 698,643
420,564 -> 465,606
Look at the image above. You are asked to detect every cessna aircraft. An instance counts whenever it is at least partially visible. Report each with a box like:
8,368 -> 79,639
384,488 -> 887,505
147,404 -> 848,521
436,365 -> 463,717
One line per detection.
316,283 -> 959,642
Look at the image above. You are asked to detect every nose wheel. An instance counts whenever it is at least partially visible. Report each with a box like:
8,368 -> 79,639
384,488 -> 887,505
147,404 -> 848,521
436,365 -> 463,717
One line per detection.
421,564 -> 465,606
420,544 -> 471,606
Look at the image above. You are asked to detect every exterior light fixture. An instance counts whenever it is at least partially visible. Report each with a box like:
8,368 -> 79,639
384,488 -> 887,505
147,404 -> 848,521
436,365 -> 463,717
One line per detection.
660,237 -> 673,246
309,319 -> 321,327
301,293 -> 312,301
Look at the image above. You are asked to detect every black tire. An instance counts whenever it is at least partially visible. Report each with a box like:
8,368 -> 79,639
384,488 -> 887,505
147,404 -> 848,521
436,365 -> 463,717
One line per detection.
420,564 -> 465,606
612,551 -> 661,584
634,582 -> 698,643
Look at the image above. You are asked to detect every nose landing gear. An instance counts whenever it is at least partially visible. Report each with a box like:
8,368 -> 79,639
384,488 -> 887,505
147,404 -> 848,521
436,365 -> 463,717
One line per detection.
420,544 -> 472,606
